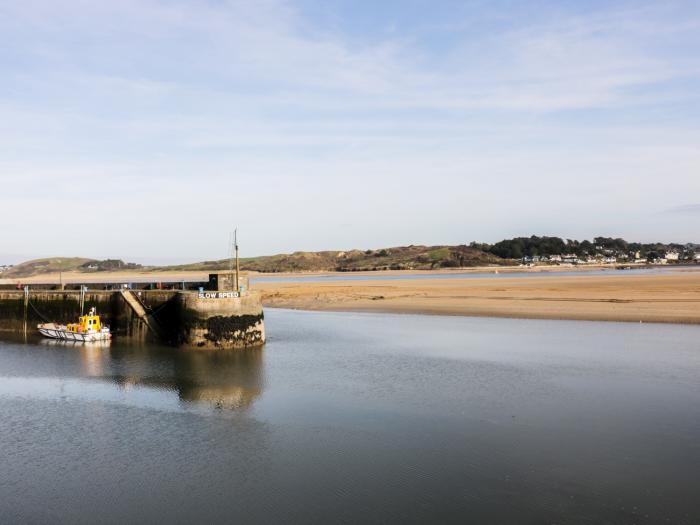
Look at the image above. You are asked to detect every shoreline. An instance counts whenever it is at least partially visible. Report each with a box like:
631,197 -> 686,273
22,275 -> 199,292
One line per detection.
2,262 -> 696,285
263,304 -> 700,326
2,266 -> 700,326
263,302 -> 700,325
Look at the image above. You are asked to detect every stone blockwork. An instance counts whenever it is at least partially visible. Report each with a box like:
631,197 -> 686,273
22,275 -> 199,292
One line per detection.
177,291 -> 265,349
0,289 -> 265,349
0,290 -> 118,333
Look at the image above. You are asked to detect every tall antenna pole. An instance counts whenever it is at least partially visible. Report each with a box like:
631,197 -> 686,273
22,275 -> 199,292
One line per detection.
228,231 -> 234,291
234,228 -> 240,292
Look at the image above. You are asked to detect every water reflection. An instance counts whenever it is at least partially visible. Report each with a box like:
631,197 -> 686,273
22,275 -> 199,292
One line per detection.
173,350 -> 264,409
39,338 -> 111,350
39,338 -> 265,411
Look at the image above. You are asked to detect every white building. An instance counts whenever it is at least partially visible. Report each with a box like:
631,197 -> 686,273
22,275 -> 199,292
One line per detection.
665,251 -> 680,261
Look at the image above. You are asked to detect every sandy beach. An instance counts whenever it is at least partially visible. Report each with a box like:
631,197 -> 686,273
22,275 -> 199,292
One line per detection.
254,270 -> 700,324
3,266 -> 700,324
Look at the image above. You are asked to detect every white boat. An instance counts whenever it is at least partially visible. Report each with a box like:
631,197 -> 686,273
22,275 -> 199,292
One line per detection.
38,307 -> 112,342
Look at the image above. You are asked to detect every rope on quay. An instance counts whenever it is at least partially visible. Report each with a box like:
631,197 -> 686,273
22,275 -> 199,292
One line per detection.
27,301 -> 52,323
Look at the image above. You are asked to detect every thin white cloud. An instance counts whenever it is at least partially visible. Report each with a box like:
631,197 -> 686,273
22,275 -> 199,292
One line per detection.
664,204 -> 700,215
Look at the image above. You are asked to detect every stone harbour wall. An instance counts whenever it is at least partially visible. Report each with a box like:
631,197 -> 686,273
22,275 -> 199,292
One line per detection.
176,292 -> 265,349
0,289 -> 266,349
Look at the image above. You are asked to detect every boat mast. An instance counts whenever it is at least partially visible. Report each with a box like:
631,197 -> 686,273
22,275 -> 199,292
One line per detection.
235,228 -> 240,292
228,231 -> 234,291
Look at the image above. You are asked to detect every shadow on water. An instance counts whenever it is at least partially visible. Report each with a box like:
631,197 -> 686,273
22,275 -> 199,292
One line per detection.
37,336 -> 266,411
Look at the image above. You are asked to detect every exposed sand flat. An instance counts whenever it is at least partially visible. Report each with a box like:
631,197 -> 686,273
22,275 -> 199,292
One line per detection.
255,272 -> 700,324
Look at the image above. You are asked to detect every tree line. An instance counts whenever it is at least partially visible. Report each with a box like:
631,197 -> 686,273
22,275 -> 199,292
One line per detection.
470,236 -> 692,260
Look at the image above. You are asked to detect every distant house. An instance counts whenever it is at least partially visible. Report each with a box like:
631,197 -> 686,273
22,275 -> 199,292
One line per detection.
602,257 -> 616,264
694,253 -> 700,261
549,255 -> 562,262
665,251 -> 680,261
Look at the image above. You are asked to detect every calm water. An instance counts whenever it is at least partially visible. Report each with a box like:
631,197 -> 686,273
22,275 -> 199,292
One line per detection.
1,310 -> 699,524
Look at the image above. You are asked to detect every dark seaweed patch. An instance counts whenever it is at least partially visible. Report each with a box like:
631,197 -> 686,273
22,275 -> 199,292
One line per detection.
204,313 -> 264,342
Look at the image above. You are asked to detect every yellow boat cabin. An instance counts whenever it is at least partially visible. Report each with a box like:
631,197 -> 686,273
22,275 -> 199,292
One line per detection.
67,312 -> 102,333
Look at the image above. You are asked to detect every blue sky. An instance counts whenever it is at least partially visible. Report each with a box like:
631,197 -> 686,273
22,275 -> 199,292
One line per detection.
1,0 -> 699,264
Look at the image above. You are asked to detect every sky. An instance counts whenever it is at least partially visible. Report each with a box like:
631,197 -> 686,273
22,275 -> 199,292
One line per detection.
1,0 -> 699,264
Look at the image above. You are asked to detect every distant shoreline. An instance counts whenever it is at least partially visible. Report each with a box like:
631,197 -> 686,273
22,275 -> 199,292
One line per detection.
3,262 -> 697,285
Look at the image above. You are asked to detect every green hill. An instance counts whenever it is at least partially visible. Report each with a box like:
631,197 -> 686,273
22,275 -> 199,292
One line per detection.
2,257 -> 96,278
158,245 -> 508,273
3,257 -> 144,278
4,236 -> 694,279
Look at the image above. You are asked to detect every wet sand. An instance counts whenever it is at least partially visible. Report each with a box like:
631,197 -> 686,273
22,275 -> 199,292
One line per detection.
255,271 -> 700,324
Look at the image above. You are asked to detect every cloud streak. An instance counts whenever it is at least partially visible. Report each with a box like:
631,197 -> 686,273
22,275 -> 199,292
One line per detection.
664,204 -> 700,215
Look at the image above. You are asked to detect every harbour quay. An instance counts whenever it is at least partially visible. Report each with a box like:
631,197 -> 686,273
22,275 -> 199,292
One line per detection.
0,273 -> 265,349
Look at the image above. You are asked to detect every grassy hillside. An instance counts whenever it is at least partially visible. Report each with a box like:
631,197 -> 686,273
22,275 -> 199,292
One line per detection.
158,245 -> 510,273
2,257 -> 96,278
3,245 -> 511,278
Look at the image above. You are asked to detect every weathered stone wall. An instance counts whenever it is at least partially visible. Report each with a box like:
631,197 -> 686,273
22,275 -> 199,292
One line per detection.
176,291 -> 265,349
0,291 -> 119,333
0,290 -> 266,349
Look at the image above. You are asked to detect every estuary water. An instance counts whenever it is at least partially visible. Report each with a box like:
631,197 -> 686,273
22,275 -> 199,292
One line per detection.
1,310 -> 699,524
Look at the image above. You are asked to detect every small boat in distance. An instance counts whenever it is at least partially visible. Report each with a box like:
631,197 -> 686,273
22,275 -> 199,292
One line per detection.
38,307 -> 112,342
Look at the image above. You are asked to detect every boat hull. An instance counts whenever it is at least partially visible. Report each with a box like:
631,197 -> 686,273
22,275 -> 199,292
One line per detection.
38,324 -> 111,342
